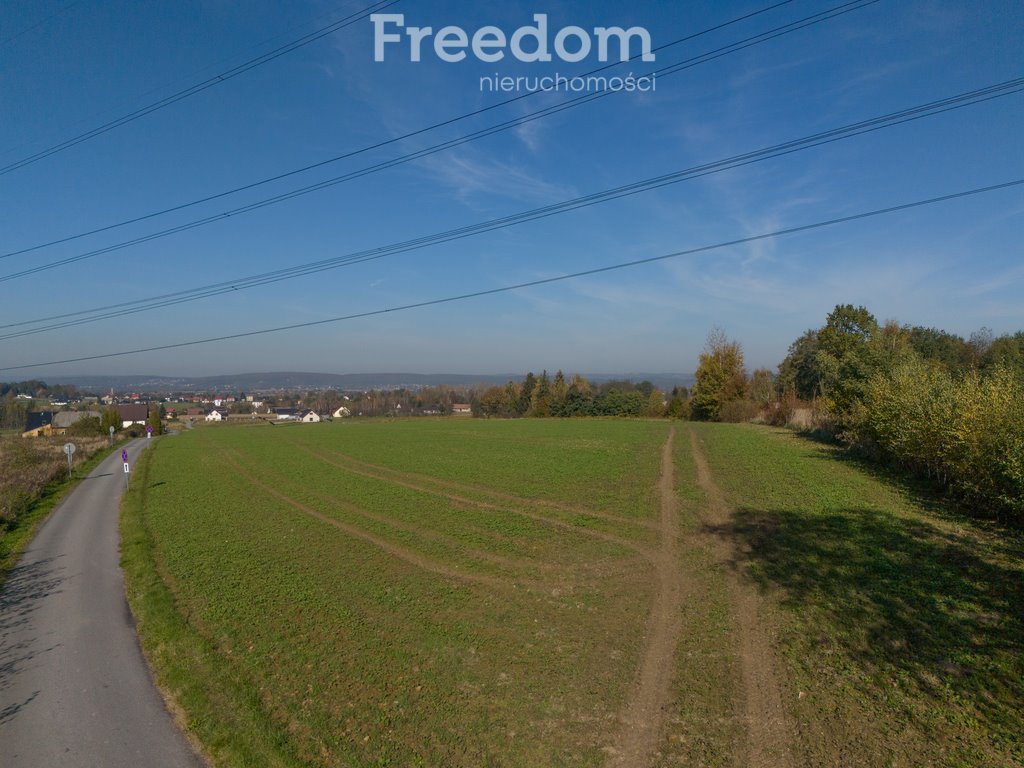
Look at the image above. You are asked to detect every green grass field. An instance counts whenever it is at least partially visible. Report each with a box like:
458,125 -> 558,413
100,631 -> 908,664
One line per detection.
689,423 -> 1024,767
121,420 -> 1023,768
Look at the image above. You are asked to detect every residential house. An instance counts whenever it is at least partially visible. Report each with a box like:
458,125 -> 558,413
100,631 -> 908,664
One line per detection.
21,411 -> 55,438
274,407 -> 298,420
298,410 -> 321,423
51,411 -> 101,435
451,403 -> 472,414
205,408 -> 229,422
332,406 -> 351,418
115,403 -> 149,428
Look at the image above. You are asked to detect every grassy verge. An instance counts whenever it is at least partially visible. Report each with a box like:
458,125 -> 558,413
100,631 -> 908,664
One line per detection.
0,439 -> 122,588
120,441 -> 304,768
691,422 -> 1024,767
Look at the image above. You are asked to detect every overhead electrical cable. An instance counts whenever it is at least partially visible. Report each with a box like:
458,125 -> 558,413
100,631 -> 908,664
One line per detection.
0,0 -> 802,260
0,0 -> 391,162
0,0 -> 84,47
0,0 -> 401,177
0,0 -> 882,282
0,76 -> 1019,340
1,178 -> 1019,373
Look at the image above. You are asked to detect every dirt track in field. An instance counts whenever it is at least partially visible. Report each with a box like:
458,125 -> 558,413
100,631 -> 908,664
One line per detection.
286,439 -> 659,530
689,428 -> 793,768
220,451 -> 516,590
283,440 -> 656,558
605,427 -> 684,767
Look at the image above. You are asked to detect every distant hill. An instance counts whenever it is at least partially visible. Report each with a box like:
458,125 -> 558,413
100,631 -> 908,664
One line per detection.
45,371 -> 695,394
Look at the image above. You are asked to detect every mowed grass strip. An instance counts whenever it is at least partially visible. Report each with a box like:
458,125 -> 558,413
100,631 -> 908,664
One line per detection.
125,421 -> 668,767
689,422 -> 1024,767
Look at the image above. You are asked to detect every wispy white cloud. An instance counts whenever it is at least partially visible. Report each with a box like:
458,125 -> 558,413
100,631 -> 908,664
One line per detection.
955,263 -> 1024,298
414,146 -> 577,206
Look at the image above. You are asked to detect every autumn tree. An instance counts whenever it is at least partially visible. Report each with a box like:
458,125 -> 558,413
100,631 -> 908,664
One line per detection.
147,405 -> 163,435
749,368 -> 776,406
528,371 -> 552,417
100,407 -> 121,435
691,329 -> 747,421
777,329 -> 823,400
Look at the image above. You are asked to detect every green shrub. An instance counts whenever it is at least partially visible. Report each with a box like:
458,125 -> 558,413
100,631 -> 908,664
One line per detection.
865,361 -> 1023,519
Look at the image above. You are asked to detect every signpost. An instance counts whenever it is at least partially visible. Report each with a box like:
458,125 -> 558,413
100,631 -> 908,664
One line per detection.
109,425 -> 115,446
122,449 -> 130,489
63,442 -> 75,479
146,425 -> 153,439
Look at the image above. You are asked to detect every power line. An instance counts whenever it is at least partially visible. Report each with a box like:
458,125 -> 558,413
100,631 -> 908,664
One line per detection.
1,178 -> 1019,373
0,0 -> 401,177
1,0 -> 83,47
1,77 -> 1019,340
0,0 -> 397,162
0,0 -> 802,260
0,0 -> 882,282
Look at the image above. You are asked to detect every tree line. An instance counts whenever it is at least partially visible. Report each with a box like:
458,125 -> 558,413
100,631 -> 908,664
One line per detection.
473,372 -> 686,419
688,305 -> 1023,520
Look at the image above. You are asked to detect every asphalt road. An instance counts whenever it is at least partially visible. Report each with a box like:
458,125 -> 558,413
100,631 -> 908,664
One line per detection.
0,439 -> 204,767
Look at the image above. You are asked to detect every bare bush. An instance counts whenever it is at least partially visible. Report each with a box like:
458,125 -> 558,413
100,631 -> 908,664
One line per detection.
0,436 -> 106,532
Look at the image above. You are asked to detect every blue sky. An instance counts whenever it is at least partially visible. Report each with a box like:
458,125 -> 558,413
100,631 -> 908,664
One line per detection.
0,0 -> 1021,378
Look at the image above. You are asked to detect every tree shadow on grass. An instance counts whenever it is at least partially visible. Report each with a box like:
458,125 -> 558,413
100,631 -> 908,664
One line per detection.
715,506 -> 1024,747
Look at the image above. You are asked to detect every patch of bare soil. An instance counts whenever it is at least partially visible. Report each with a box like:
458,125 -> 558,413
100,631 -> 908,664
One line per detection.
688,428 -> 793,768
605,427 -> 683,768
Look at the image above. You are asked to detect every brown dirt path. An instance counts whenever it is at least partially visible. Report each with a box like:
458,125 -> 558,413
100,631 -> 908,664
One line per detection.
605,427 -> 683,768
688,428 -> 793,768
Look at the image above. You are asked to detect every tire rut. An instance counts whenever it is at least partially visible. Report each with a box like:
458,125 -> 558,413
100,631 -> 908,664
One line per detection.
688,428 -> 793,768
290,440 -> 659,531
220,452 -> 513,591
283,441 -> 655,560
605,426 -> 683,768
224,447 -> 566,580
